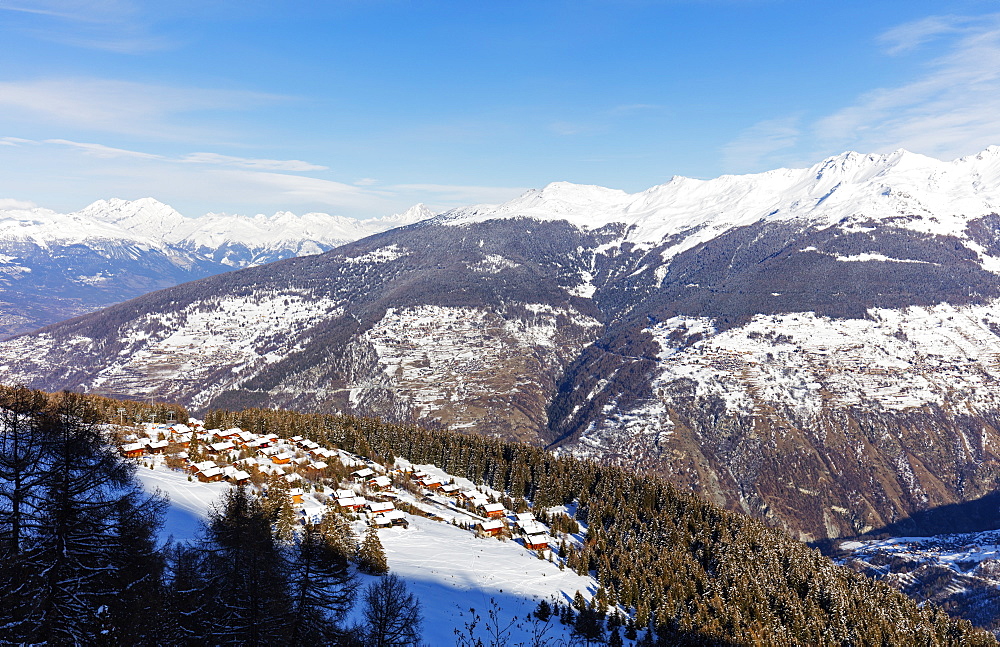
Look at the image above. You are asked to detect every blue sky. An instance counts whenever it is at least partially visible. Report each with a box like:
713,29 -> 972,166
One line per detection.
1,0 -> 999,218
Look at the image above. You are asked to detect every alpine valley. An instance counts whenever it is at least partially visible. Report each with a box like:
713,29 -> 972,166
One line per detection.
5,147 -> 1000,543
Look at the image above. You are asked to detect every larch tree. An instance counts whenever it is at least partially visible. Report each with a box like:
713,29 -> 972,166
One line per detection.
361,573 -> 423,647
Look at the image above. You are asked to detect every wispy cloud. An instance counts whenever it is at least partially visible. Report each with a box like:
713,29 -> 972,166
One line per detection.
0,0 -> 173,53
0,137 -> 528,218
0,78 -> 285,140
815,13 -> 1000,160
0,198 -> 38,209
45,138 -> 162,159
180,152 -> 327,172
878,15 -> 970,55
722,13 -> 1000,171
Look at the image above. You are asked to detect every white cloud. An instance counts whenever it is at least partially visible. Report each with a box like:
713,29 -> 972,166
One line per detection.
722,13 -> 1000,172
0,137 -> 527,218
180,152 -> 327,172
45,138 -> 162,159
878,15 -> 969,56
0,78 -> 284,139
0,198 -> 38,209
814,14 -> 1000,160
1,0 -> 173,53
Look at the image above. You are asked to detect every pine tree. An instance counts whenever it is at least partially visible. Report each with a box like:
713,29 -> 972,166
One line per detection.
266,476 -> 296,542
0,385 -> 52,633
203,485 -> 292,646
286,522 -> 359,646
357,524 -> 389,575
320,504 -> 358,562
19,392 -> 164,645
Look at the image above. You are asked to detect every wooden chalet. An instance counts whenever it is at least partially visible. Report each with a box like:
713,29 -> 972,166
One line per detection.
524,534 -> 550,550
373,509 -> 408,528
223,466 -> 252,483
147,439 -> 169,453
207,441 -> 235,454
271,452 -> 293,465
197,466 -> 224,482
366,501 -> 395,516
337,496 -> 366,511
440,483 -> 461,496
191,460 -> 217,474
290,488 -> 305,504
477,519 -> 505,537
518,520 -> 549,537
480,502 -> 505,519
121,442 -> 145,458
369,475 -> 392,490
353,467 -> 376,482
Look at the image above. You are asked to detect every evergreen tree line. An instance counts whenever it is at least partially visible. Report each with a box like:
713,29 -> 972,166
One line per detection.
209,406 -> 999,646
0,387 -> 422,646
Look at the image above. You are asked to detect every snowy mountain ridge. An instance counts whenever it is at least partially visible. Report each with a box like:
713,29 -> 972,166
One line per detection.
438,147 -> 1000,259
0,199 -> 436,335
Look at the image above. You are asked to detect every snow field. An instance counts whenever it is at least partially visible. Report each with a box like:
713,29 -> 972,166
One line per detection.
134,454 -> 599,646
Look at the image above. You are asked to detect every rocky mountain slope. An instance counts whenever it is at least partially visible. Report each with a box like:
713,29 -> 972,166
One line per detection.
0,199 -> 431,336
4,147 -> 1000,540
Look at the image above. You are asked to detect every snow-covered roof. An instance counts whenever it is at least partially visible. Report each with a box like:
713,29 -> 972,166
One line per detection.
353,467 -> 375,478
367,501 -> 395,513
193,460 -> 217,471
370,475 -> 392,488
481,503 -> 504,513
479,519 -> 505,531
209,441 -> 234,452
520,521 -> 548,535
121,442 -> 145,452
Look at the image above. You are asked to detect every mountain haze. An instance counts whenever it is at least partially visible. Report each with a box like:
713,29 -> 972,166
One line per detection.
4,148 -> 1000,539
0,199 -> 433,336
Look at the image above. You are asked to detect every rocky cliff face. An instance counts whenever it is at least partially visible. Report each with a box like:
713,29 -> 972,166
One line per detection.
5,148 -> 1000,539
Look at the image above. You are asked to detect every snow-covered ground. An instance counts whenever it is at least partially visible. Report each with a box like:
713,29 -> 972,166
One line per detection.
133,457 -> 599,645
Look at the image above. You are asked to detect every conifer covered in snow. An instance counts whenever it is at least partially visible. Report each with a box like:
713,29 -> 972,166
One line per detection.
357,524 -> 389,575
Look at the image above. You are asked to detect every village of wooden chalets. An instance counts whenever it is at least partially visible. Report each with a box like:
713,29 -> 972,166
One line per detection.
120,419 -> 569,553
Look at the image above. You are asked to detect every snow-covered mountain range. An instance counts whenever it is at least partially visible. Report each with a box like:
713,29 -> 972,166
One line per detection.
0,199 -> 433,335
5,147 -> 1000,540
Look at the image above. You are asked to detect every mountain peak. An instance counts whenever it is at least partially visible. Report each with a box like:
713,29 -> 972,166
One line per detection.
76,197 -> 187,242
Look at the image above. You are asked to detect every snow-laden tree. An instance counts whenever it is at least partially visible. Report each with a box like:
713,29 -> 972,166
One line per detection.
357,524 -> 389,575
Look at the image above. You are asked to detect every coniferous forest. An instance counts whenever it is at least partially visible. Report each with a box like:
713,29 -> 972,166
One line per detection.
1,385 -> 997,646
